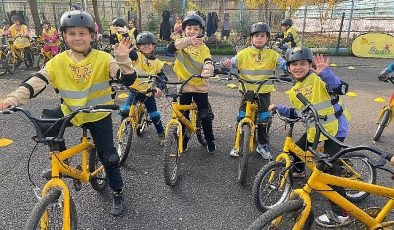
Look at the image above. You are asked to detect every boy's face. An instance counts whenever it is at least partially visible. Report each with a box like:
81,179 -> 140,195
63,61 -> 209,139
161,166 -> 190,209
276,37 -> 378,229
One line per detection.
43,24 -> 49,30
184,25 -> 202,37
281,25 -> 289,31
14,20 -> 21,26
137,43 -> 155,55
288,60 -> 312,79
63,27 -> 93,53
251,32 -> 269,48
128,22 -> 134,28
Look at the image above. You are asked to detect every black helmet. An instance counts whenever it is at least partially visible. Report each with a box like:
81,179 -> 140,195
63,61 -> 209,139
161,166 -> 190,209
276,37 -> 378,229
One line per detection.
11,15 -> 23,23
42,19 -> 50,26
112,18 -> 126,27
182,13 -> 205,31
286,47 -> 313,66
136,31 -> 157,45
281,18 -> 293,27
60,10 -> 95,32
250,22 -> 270,37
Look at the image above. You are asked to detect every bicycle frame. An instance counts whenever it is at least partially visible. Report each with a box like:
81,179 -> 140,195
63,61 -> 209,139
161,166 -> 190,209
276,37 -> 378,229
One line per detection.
165,101 -> 198,155
117,100 -> 144,139
233,100 -> 257,154
285,167 -> 394,229
376,92 -> 394,126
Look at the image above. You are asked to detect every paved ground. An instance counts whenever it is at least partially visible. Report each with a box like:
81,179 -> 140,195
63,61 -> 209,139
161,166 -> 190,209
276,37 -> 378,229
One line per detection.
0,55 -> 393,229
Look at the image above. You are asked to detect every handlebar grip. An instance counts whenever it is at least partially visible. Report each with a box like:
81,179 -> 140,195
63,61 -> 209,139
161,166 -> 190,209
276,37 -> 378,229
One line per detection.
93,104 -> 119,110
296,93 -> 310,106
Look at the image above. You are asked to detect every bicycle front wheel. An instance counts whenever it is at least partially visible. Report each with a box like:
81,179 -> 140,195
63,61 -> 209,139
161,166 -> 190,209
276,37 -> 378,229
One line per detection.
24,189 -> 77,230
247,199 -> 313,230
373,109 -> 391,141
89,147 -> 108,191
341,152 -> 376,202
136,104 -> 148,137
5,52 -> 17,74
117,118 -> 133,166
252,161 -> 293,212
163,125 -> 181,186
238,124 -> 252,186
195,110 -> 207,146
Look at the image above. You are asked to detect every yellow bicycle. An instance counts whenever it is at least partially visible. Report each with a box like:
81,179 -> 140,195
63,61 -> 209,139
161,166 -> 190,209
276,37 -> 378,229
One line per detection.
1,105 -> 118,230
162,75 -> 209,187
373,76 -> 394,142
247,93 -> 394,230
5,35 -> 34,74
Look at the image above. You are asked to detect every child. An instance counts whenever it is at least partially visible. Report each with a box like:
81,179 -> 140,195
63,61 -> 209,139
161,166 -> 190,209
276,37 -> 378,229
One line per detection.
112,18 -> 136,47
119,31 -> 167,146
222,22 -> 286,159
4,15 -> 33,64
166,13 -> 216,154
40,20 -> 60,57
0,10 -> 137,217
268,47 -> 352,228
278,18 -> 300,53
0,20 -> 10,46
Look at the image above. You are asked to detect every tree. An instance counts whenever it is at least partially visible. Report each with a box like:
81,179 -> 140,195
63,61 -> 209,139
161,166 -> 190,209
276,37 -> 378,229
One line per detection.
27,0 -> 41,35
92,0 -> 103,33
245,0 -> 346,13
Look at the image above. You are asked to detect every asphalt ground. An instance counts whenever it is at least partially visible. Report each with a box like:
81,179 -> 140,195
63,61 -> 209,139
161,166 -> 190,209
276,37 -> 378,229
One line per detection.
0,55 -> 393,229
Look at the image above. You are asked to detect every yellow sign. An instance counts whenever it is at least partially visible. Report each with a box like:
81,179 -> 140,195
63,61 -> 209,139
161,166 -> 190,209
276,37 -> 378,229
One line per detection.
352,32 -> 394,58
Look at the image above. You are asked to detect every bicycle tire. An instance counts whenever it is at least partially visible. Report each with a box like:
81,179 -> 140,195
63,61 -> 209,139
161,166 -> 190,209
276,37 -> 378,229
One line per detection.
24,48 -> 34,68
89,147 -> 108,191
5,52 -> 17,74
373,109 -> 391,141
238,124 -> 251,186
252,161 -> 293,212
341,152 -> 376,202
117,119 -> 133,166
195,110 -> 207,146
247,199 -> 313,230
24,189 -> 77,230
36,53 -> 45,71
136,104 -> 148,137
163,125 -> 181,186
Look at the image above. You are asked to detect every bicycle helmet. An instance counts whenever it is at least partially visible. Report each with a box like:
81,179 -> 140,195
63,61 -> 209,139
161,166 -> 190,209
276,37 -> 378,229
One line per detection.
59,10 -> 95,33
250,22 -> 270,37
182,13 -> 205,31
286,47 -> 313,66
136,31 -> 157,45
112,18 -> 126,27
281,18 -> 293,27
11,15 -> 24,24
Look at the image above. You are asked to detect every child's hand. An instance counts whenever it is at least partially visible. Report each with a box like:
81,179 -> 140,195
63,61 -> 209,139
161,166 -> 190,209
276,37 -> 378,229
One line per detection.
391,155 -> 394,166
268,104 -> 276,112
0,101 -> 12,110
222,58 -> 232,68
187,35 -> 204,47
113,37 -> 133,56
155,88 -> 162,98
313,54 -> 330,75
115,26 -> 128,34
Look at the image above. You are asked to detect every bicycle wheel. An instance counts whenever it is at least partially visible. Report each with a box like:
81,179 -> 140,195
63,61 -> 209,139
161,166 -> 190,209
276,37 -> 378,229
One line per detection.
238,124 -> 252,186
247,199 -> 313,230
5,52 -> 17,74
117,118 -> 133,166
373,109 -> 391,141
252,161 -> 293,212
340,152 -> 376,202
163,125 -> 181,186
24,48 -> 34,68
136,104 -> 148,137
35,53 -> 45,70
195,111 -> 207,146
89,147 -> 108,191
24,189 -> 77,230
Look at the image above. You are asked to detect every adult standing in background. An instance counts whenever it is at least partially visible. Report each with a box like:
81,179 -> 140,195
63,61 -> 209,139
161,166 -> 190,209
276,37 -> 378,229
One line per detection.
221,12 -> 230,40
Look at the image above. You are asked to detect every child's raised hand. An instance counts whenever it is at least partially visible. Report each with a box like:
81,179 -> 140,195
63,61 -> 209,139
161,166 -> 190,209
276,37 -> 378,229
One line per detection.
113,37 -> 133,56
187,35 -> 204,47
313,54 -> 330,75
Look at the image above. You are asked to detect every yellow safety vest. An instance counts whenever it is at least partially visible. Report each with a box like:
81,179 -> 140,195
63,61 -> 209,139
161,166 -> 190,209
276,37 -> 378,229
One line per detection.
131,52 -> 164,92
173,44 -> 211,86
284,26 -> 300,48
236,47 -> 279,93
286,72 -> 351,142
9,24 -> 28,38
45,50 -> 114,126
41,27 -> 61,46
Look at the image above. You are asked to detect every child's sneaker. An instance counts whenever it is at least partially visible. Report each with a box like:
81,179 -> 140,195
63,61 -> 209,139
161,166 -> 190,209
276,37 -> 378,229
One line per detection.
229,148 -> 239,157
256,144 -> 271,160
207,141 -> 216,154
315,211 -> 352,228
158,132 -> 166,147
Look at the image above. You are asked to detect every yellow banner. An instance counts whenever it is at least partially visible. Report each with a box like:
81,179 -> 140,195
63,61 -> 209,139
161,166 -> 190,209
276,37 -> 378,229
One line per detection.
352,32 -> 394,58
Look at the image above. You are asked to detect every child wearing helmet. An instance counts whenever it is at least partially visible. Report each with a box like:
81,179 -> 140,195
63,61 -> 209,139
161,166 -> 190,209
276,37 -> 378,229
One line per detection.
166,12 -> 216,154
111,18 -> 137,47
0,20 -> 10,46
119,31 -> 167,146
222,22 -> 287,159
0,10 -> 137,217
268,47 -> 352,228
278,18 -> 300,52
40,20 -> 61,57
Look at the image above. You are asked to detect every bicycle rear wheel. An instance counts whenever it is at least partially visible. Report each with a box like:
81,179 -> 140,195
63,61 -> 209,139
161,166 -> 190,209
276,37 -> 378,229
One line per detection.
163,125 -> 181,186
89,147 -> 108,191
252,161 -> 293,212
117,118 -> 133,166
24,189 -> 77,230
247,199 -> 313,230
238,124 -> 252,186
340,152 -> 376,202
373,109 -> 391,141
